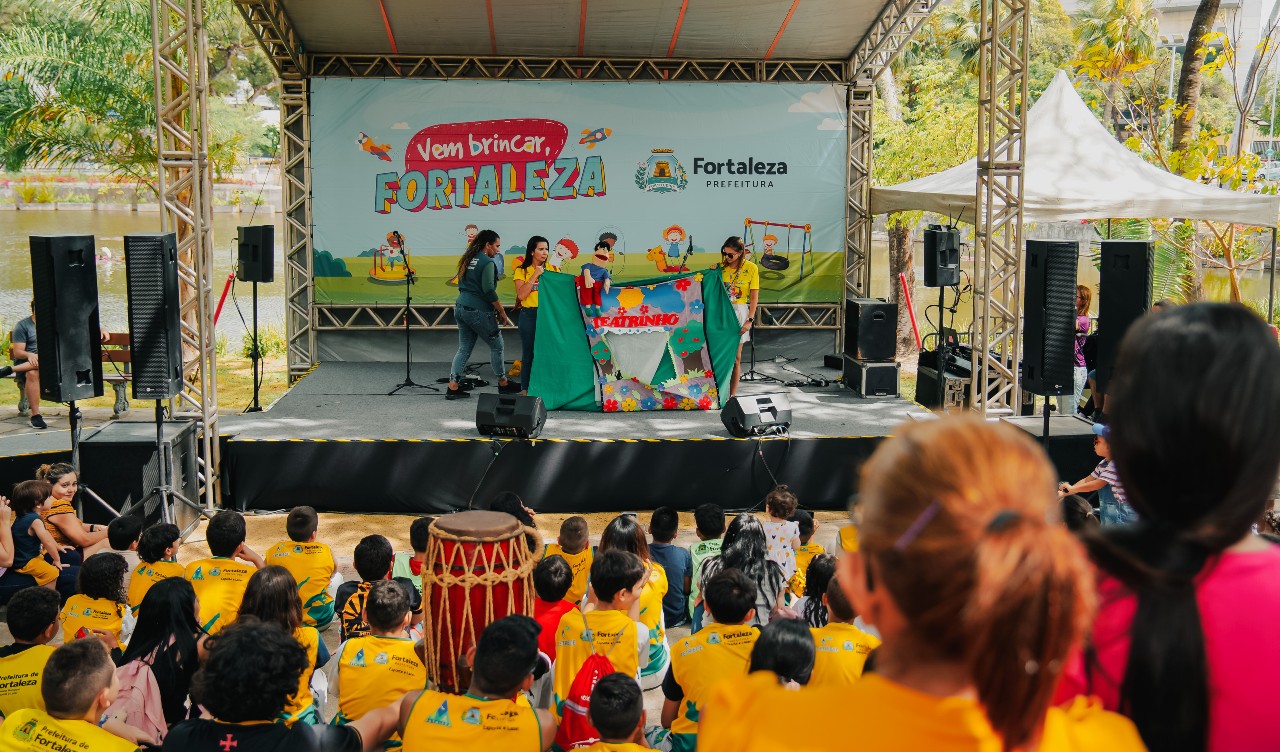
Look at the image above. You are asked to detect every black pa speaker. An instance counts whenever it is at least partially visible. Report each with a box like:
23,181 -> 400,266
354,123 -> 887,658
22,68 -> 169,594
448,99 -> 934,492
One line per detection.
844,298 -> 897,361
236,225 -> 274,283
78,420 -> 199,529
29,235 -> 104,403
720,394 -> 792,437
1097,240 -> 1153,393
476,394 -> 547,438
124,232 -> 183,400
923,225 -> 961,287
1022,240 -> 1079,396
843,355 -> 900,397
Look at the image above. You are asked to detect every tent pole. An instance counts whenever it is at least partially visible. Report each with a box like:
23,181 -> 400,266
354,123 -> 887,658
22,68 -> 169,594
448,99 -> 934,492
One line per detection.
1106,219 -> 1112,239
1269,227 -> 1277,324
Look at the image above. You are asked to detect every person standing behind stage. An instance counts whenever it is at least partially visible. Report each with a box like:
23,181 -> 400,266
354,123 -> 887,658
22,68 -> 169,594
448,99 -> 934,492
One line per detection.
513,236 -> 554,395
448,229 -> 521,401
718,237 -> 760,398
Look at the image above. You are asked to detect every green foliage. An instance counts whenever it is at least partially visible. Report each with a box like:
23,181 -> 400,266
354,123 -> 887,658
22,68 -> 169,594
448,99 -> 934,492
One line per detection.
241,325 -> 286,359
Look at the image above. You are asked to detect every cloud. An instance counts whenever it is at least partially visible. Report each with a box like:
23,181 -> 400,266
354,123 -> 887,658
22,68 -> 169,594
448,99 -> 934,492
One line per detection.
817,118 -> 846,131
391,121 -> 409,130
788,85 -> 843,113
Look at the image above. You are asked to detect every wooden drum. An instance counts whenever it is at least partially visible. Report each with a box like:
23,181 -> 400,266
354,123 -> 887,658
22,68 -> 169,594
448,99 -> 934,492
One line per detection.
422,511 -> 537,692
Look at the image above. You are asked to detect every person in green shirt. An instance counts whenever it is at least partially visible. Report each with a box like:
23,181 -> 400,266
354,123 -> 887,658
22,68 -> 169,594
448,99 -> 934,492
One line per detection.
448,229 -> 521,401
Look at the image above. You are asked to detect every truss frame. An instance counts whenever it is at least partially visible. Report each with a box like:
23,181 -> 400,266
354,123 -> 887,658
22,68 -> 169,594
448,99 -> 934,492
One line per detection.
150,0 -> 219,508
971,0 -> 1030,413
307,55 -> 847,82
279,79 -> 315,380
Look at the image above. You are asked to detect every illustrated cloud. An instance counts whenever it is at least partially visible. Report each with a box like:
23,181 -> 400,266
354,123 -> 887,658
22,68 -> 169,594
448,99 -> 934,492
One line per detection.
817,118 -> 845,131
788,85 -> 843,113
391,122 -> 409,130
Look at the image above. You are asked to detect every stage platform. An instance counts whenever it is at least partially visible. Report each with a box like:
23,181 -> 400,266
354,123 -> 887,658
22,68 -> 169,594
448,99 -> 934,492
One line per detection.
219,360 -> 927,514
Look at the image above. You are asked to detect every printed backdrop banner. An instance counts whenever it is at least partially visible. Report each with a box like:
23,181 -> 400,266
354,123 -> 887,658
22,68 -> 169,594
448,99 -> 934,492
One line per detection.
310,79 -> 848,305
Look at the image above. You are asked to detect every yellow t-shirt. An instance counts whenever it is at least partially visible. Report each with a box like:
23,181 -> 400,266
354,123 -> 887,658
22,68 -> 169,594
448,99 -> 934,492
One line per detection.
265,541 -> 337,628
281,627 -> 320,723
334,634 -> 427,727
0,645 -> 54,718
401,689 -> 542,751
126,560 -> 185,615
184,557 -> 255,634
0,707 -> 139,752
789,542 -> 827,596
699,672 -> 1146,752
580,743 -> 649,752
669,623 -> 759,737
59,595 -> 127,650
807,622 -> 880,688
38,499 -> 78,548
544,544 -> 593,606
553,608 -> 641,718
721,259 -> 760,305
838,525 -> 859,553
638,561 -> 669,674
513,264 -> 557,309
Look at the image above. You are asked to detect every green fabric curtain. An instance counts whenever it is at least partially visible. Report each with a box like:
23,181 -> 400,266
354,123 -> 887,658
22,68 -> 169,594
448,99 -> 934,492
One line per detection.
530,269 -> 741,411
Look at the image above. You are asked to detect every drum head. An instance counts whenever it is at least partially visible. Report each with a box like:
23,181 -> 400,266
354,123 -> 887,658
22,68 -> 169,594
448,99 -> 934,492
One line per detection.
760,255 -> 789,271
432,510 -> 525,539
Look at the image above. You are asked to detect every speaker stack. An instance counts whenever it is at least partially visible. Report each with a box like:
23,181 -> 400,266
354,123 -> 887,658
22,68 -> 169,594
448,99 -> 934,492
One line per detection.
1096,240 -> 1153,393
124,233 -> 183,400
843,298 -> 899,397
720,393 -> 792,437
1022,240 -> 1079,399
476,394 -> 547,439
923,225 -> 961,288
29,235 -> 104,403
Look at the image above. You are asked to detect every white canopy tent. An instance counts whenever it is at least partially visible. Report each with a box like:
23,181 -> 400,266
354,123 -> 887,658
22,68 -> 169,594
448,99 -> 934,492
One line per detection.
871,71 -> 1280,228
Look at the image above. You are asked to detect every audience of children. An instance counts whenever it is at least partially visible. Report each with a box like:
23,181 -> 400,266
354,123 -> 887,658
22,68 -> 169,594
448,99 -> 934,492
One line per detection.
687,503 -> 725,630
544,515 -> 592,605
264,505 -> 339,629
390,515 -> 435,596
184,510 -> 263,634
598,514 -> 669,688
647,506 -> 692,628
8,302 -> 1273,752
127,523 -> 184,614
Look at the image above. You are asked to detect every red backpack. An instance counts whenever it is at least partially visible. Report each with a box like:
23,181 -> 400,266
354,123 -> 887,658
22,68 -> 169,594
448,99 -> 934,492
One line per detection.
554,650 -> 617,749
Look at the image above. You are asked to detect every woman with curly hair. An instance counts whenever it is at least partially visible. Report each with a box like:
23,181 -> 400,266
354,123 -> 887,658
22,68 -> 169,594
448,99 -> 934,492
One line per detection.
60,552 -> 133,653
697,514 -> 787,628
234,566 -> 329,725
163,621 -> 399,751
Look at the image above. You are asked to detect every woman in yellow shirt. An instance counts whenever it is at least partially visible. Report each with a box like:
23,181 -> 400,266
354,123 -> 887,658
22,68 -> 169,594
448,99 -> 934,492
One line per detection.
717,236 -> 759,398
512,235 -> 554,394
233,566 -> 328,725
699,416 -> 1146,752
598,515 -> 669,689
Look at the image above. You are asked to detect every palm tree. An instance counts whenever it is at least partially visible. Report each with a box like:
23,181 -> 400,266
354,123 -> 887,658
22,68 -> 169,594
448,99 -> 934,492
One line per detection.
1073,0 -> 1159,135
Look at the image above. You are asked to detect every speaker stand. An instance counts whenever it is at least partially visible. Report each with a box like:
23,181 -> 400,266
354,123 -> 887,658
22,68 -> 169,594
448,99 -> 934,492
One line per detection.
140,402 -> 209,530
66,400 -> 116,520
739,328 -> 780,385
388,269 -> 438,395
246,280 -> 263,412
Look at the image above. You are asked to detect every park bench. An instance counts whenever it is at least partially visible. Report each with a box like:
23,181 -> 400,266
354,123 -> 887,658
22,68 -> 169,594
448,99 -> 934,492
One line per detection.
12,332 -> 132,419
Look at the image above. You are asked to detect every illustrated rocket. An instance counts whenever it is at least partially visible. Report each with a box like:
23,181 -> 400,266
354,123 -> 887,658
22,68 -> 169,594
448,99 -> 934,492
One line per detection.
578,127 -> 612,149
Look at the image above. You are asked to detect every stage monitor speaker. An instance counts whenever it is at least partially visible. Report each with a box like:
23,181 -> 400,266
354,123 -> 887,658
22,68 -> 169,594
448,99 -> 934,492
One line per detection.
1097,239 -> 1153,393
29,234 -> 104,403
844,297 -> 897,361
720,394 -> 792,437
923,225 -> 961,287
236,225 -> 274,283
78,420 -> 199,529
476,394 -> 547,439
124,232 -> 183,400
1022,240 -> 1078,396
843,355 -> 900,397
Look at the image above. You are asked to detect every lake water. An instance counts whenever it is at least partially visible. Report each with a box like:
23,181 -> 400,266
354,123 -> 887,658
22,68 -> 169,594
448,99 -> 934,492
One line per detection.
0,211 -> 1272,346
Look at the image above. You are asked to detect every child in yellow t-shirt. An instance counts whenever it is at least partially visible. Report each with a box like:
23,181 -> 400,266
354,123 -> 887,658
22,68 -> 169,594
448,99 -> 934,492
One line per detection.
184,510 -> 265,634
264,506 -> 339,629
545,515 -> 593,606
328,580 -> 426,735
582,673 -> 649,752
60,552 -> 134,652
127,523 -> 185,614
0,587 -> 61,718
788,510 -> 826,597
808,577 -> 880,688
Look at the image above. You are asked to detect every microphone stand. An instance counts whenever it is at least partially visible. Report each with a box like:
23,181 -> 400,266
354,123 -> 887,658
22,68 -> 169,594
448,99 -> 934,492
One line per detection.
389,267 -> 438,395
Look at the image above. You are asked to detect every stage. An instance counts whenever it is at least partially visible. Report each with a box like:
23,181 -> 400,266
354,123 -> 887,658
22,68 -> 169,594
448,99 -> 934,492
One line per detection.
218,359 -> 926,514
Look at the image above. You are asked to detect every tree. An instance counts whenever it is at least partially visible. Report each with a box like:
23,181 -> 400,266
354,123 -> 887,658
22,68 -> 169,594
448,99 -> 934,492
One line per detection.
1171,0 -> 1222,154
1073,0 -> 1158,135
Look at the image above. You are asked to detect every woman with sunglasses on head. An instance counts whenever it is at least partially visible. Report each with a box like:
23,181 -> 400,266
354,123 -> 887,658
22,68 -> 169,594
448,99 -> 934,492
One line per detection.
718,237 -> 759,398
698,416 -> 1144,751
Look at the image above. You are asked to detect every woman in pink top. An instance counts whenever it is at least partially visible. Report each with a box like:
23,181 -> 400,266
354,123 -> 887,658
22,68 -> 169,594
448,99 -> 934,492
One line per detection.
1056,303 -> 1280,752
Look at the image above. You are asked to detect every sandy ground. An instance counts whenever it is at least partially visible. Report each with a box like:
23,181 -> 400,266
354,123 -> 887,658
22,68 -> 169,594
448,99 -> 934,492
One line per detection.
3,509 -> 851,723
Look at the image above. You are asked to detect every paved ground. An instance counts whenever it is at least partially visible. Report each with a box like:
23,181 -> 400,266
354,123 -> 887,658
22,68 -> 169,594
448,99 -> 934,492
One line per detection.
0,404 -> 119,438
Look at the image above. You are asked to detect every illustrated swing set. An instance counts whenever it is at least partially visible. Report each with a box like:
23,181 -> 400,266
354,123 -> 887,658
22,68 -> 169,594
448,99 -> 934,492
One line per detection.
743,217 -> 813,279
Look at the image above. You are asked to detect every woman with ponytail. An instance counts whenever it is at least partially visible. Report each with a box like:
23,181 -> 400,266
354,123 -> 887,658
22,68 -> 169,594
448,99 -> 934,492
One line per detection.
699,416 -> 1143,751
1055,303 -> 1280,752
447,229 -> 520,401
